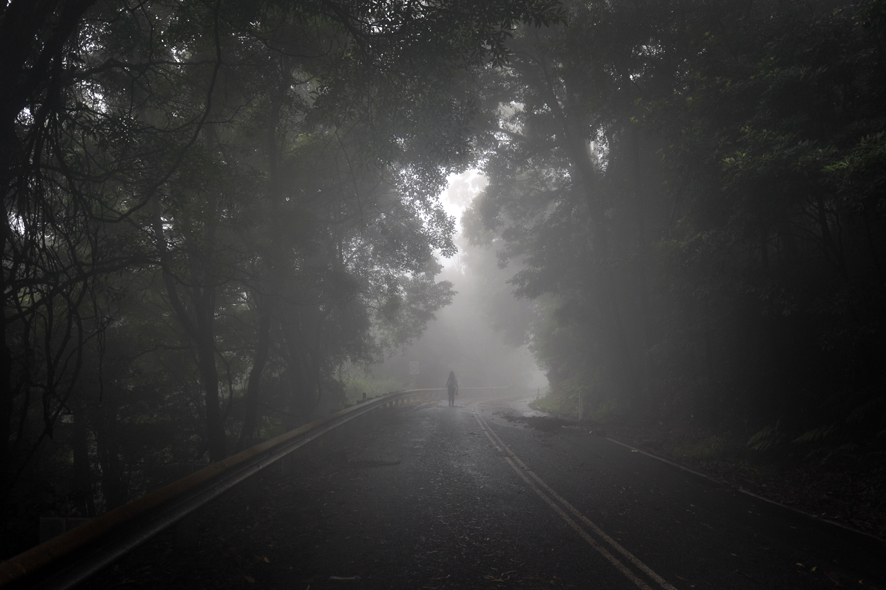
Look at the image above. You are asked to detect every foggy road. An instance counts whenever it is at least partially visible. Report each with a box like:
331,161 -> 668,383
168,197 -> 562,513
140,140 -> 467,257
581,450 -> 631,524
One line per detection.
85,391 -> 885,590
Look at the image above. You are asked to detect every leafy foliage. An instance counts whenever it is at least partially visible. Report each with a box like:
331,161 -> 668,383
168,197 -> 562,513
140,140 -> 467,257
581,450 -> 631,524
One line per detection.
0,0 -> 562,553
469,0 -> 886,455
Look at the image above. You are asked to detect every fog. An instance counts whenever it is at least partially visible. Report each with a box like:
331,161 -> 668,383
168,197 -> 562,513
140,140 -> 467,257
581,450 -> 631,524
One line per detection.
370,263 -> 547,392
362,170 -> 547,392
4,0 -> 886,570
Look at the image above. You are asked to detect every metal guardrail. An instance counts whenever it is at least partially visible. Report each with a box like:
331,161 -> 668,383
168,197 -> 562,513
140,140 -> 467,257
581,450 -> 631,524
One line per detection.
0,387 -> 479,589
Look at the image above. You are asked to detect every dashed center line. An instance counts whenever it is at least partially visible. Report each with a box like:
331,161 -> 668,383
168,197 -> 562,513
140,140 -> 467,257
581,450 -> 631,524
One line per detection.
473,408 -> 678,590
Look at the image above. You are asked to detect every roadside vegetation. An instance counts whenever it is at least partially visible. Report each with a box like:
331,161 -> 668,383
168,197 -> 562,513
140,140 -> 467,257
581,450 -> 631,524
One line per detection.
531,389 -> 886,537
469,0 -> 886,537
0,0 -> 564,557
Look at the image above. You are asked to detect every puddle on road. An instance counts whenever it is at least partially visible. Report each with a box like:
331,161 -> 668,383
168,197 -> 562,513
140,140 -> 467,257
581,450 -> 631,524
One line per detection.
484,396 -> 572,432
510,397 -> 548,418
503,414 -> 568,432
482,396 -> 545,417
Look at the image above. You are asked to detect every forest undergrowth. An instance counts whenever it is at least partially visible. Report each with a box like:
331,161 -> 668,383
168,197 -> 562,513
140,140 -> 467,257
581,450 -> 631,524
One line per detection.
531,396 -> 886,540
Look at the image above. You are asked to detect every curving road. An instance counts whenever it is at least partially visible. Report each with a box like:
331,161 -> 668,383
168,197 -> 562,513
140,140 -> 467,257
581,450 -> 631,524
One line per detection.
84,390 -> 885,589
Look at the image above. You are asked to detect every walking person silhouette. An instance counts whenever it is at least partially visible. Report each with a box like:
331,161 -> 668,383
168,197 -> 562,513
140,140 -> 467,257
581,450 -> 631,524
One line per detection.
446,371 -> 459,407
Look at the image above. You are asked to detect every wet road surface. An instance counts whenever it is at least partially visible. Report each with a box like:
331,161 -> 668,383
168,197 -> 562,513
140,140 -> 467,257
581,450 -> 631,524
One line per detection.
84,391 -> 885,589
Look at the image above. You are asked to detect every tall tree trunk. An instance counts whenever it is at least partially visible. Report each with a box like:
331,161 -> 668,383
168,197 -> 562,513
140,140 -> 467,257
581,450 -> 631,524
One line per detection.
539,94 -> 642,409
193,289 -> 226,462
281,314 -> 318,426
239,302 -> 271,447
0,141 -> 16,529
95,388 -> 127,510
239,78 -> 286,447
0,116 -> 14,495
71,402 -> 96,517
0,303 -> 13,510
151,195 -> 227,462
530,37 -> 644,413
815,193 -> 848,280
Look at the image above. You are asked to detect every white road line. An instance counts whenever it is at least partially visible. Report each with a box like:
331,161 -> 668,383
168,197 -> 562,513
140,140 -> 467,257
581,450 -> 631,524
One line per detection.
603,436 -> 886,542
605,437 -> 716,482
473,409 -> 678,590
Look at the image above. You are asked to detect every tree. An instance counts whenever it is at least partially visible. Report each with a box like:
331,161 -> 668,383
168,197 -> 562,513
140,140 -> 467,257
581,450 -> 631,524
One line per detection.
471,0 -> 886,440
643,0 -> 886,431
469,0 -> 681,415
1,0 -> 566,547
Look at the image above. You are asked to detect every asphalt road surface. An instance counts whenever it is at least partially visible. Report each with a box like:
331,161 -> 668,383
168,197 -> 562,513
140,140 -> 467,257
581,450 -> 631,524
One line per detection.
84,390 -> 885,590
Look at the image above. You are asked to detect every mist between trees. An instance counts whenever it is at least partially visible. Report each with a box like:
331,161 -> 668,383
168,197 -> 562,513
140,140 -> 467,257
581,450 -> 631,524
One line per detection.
1,0 -> 884,558
460,0 -> 886,485
363,228 -> 546,395
0,0 -> 565,555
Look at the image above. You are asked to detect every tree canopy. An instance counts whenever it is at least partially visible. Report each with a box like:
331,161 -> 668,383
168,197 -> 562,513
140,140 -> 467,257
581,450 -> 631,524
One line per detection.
467,0 -> 886,445
0,0 -> 564,555
4,0 -> 886,559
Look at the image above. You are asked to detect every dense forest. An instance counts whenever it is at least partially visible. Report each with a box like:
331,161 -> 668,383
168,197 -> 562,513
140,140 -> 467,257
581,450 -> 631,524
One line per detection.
2,0 -> 885,558
465,0 -> 886,463
0,0 -> 563,555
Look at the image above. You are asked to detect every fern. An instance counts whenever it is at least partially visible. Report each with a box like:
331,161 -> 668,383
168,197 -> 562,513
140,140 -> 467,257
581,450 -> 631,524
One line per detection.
846,395 -> 886,424
747,423 -> 784,450
792,424 -> 835,444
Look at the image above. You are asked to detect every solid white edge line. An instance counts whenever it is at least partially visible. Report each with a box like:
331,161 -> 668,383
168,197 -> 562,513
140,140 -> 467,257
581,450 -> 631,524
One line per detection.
474,411 -> 681,590
478,411 -> 679,590
604,438 -> 715,481
604,437 -> 886,542
474,413 -> 653,590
